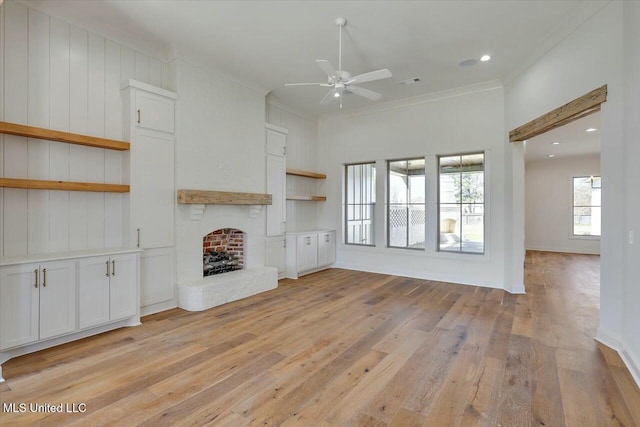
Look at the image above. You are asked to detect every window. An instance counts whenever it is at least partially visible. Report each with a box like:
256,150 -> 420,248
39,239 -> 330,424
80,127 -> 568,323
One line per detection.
345,163 -> 376,245
438,153 -> 485,254
572,176 -> 601,237
387,158 -> 426,249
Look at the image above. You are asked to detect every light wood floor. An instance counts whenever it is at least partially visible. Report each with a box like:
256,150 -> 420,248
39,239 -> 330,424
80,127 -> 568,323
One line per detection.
1,251 -> 638,426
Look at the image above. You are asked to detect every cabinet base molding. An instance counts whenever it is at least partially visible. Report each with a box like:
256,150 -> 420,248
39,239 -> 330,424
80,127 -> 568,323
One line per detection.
141,300 -> 178,317
0,316 -> 139,382
285,265 -> 333,280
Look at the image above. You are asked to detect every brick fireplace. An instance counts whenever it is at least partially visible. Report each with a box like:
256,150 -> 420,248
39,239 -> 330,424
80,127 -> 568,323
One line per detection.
203,228 -> 244,277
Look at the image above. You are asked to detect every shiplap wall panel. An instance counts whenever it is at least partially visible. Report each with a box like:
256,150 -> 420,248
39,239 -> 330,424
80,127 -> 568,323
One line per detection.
3,2 -> 29,256
135,52 -> 149,83
149,58 -> 162,88
0,2 -> 171,256
0,4 -> 4,255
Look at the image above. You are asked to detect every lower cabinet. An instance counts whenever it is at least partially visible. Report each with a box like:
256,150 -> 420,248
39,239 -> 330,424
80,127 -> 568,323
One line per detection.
1,249 -> 140,381
78,253 -> 137,330
0,260 -> 76,349
285,230 -> 336,279
140,247 -> 175,314
265,236 -> 286,278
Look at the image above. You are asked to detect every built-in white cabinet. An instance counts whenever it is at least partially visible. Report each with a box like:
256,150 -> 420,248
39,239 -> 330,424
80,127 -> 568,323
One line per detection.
265,236 -> 286,278
78,253 -> 137,329
296,234 -> 318,272
318,231 -> 337,267
266,124 -> 287,237
0,260 -> 76,350
0,249 -> 140,381
123,80 -> 178,315
285,230 -> 336,279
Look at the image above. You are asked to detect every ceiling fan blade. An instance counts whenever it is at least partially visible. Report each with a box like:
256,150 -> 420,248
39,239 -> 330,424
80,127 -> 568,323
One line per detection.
320,88 -> 337,105
346,85 -> 382,101
285,83 -> 332,87
346,69 -> 392,85
316,60 -> 338,78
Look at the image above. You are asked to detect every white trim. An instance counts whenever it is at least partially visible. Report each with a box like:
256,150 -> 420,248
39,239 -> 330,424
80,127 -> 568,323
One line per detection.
321,80 -> 503,121
595,328 -> 640,389
332,262 -> 503,290
264,122 -> 289,134
124,79 -> 178,99
508,283 -> 526,294
1,247 -> 142,266
525,245 -> 600,255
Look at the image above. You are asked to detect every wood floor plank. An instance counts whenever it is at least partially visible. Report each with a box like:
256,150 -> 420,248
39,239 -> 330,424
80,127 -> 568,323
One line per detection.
1,252 -> 638,426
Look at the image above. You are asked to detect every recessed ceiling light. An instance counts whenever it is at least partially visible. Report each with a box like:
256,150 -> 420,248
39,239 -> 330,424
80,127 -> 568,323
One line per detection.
552,141 -> 560,145
480,55 -> 491,62
548,154 -> 556,158
586,128 -> 597,132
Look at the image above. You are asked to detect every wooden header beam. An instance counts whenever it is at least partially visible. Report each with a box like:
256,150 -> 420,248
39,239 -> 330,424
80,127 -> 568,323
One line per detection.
0,178 -> 129,193
286,195 -> 327,201
177,189 -> 272,205
0,121 -> 130,151
509,85 -> 607,142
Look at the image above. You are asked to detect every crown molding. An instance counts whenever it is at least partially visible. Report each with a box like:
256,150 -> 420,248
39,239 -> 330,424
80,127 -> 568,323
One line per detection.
320,80 -> 503,122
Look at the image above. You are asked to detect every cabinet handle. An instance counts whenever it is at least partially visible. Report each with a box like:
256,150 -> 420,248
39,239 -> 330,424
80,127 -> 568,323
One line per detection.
325,235 -> 330,243
282,146 -> 286,156
34,269 -> 39,288
112,260 -> 116,276
42,268 -> 47,287
137,108 -> 141,124
106,260 -> 110,277
137,228 -> 141,248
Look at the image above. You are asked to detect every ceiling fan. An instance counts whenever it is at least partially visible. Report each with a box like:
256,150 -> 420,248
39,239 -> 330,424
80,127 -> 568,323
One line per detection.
285,17 -> 392,108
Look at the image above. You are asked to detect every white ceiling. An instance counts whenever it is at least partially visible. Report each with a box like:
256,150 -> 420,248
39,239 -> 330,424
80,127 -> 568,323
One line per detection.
20,0 -> 606,116
524,111 -> 601,163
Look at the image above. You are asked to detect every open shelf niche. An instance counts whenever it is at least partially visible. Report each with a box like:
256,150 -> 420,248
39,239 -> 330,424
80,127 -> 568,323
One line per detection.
0,121 -> 130,193
285,168 -> 327,201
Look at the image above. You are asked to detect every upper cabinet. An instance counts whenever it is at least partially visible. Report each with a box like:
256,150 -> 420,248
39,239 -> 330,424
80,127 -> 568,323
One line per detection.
123,80 -> 178,250
266,124 -> 288,237
135,90 -> 175,134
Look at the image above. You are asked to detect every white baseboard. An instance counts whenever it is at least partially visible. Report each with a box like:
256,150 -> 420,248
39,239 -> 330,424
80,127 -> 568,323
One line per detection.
508,283 -> 526,294
595,328 -> 640,388
525,245 -> 600,255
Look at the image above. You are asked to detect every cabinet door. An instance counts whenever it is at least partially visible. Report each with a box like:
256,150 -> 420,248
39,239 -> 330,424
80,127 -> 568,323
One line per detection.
265,237 -> 286,275
266,128 -> 286,157
317,232 -> 336,267
0,264 -> 39,350
296,234 -> 318,272
39,261 -> 77,340
132,129 -> 174,249
140,248 -> 174,307
78,257 -> 110,329
266,154 -> 286,236
135,90 -> 175,133
110,254 -> 138,321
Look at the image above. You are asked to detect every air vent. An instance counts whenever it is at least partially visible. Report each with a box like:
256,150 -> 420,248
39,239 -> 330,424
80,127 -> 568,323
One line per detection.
398,77 -> 421,86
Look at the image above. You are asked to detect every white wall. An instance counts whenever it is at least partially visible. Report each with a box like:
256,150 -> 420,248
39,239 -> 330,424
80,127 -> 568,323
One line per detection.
0,1 -> 173,257
317,83 -> 506,289
506,0 -> 640,384
525,154 -> 600,254
266,98 -> 319,232
174,59 -> 267,284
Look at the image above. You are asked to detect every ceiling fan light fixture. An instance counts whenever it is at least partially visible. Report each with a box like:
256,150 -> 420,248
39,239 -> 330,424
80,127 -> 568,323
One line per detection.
480,54 -> 491,62
333,91 -> 341,98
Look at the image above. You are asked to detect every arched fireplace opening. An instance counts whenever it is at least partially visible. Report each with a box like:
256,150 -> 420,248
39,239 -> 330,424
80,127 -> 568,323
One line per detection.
202,228 -> 244,277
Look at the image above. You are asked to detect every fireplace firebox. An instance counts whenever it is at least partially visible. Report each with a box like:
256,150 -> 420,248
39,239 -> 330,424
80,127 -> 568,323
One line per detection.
202,228 -> 244,277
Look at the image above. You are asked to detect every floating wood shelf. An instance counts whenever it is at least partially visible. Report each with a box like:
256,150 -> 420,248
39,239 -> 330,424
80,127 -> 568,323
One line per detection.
287,195 -> 327,201
0,121 -> 130,151
286,169 -> 327,179
0,178 -> 130,193
177,189 -> 272,205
